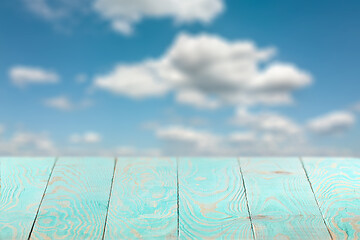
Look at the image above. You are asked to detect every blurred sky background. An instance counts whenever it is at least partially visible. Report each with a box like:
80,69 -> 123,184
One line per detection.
0,0 -> 359,156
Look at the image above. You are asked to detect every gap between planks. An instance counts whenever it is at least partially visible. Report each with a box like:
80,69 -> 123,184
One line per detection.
300,157 -> 333,240
101,157 -> 118,240
176,157 -> 180,240
27,157 -> 58,240
237,158 -> 256,240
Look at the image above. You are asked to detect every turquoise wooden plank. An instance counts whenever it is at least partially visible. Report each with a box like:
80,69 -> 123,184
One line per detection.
240,157 -> 331,239
0,157 -> 55,240
179,158 -> 253,239
104,157 -> 177,239
303,157 -> 360,239
30,157 -> 115,240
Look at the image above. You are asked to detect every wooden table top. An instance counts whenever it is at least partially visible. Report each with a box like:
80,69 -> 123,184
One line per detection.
0,157 -> 359,239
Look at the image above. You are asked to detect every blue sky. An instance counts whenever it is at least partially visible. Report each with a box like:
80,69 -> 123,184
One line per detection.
0,0 -> 359,156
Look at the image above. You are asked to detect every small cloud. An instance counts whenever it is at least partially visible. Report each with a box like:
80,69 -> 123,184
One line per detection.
229,132 -> 256,144
111,20 -> 134,36
23,0 -> 67,21
116,146 -> 137,155
307,111 -> 356,135
115,146 -> 162,156
0,124 -> 4,135
69,132 -> 102,144
231,108 -> 302,135
44,96 -> 92,111
155,125 -> 224,155
351,102 -> 360,112
94,0 -> 224,35
75,74 -> 87,84
44,96 -> 73,111
0,130 -> 57,156
9,66 -> 59,87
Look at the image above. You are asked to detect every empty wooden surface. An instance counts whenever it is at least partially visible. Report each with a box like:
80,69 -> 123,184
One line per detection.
303,157 -> 360,239
179,158 -> 253,239
104,158 -> 177,239
30,157 -> 115,240
0,157 -> 359,239
240,157 -> 331,239
0,158 -> 55,240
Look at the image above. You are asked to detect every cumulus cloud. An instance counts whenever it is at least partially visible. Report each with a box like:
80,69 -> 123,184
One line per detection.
115,146 -> 162,156
23,0 -> 89,22
9,66 -> 59,87
24,0 -> 66,20
75,74 -> 87,84
307,111 -> 356,135
93,0 -> 224,35
155,125 -> 224,155
229,132 -> 257,144
0,129 -> 57,156
94,63 -> 170,98
24,0 -> 224,34
352,102 -> 360,112
94,33 -> 312,108
44,96 -> 92,111
151,108 -> 325,156
153,125 -> 284,156
153,123 -> 353,156
69,132 -> 102,143
154,121 -> 303,156
232,108 -> 303,135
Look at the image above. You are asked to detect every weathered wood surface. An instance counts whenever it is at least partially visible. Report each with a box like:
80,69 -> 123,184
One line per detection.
0,158 -> 55,240
179,158 -> 253,239
30,157 -> 115,240
240,157 -> 331,239
303,157 -> 360,239
1,157 -> 359,239
104,157 -> 177,239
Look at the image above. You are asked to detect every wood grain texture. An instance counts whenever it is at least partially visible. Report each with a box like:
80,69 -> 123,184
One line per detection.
240,157 -> 331,239
303,157 -> 360,239
0,157 -> 55,240
30,157 -> 115,240
179,158 -> 253,239
104,157 -> 177,239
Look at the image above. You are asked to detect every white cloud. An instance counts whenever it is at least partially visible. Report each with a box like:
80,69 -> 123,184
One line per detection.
44,96 -> 92,111
10,66 -> 59,87
23,0 -> 89,22
352,102 -> 360,112
111,20 -> 133,36
94,33 -> 312,108
44,96 -> 73,111
0,130 -> 57,156
252,63 -> 312,92
229,132 -> 256,144
156,125 -> 224,155
23,0 -> 223,35
69,132 -> 102,143
94,0 -> 224,35
175,90 -> 220,109
75,74 -> 87,84
232,108 -> 303,135
24,0 -> 66,20
153,123 -> 353,156
115,146 -> 162,156
94,62 -> 170,98
307,111 -> 356,135
0,125 -> 4,135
